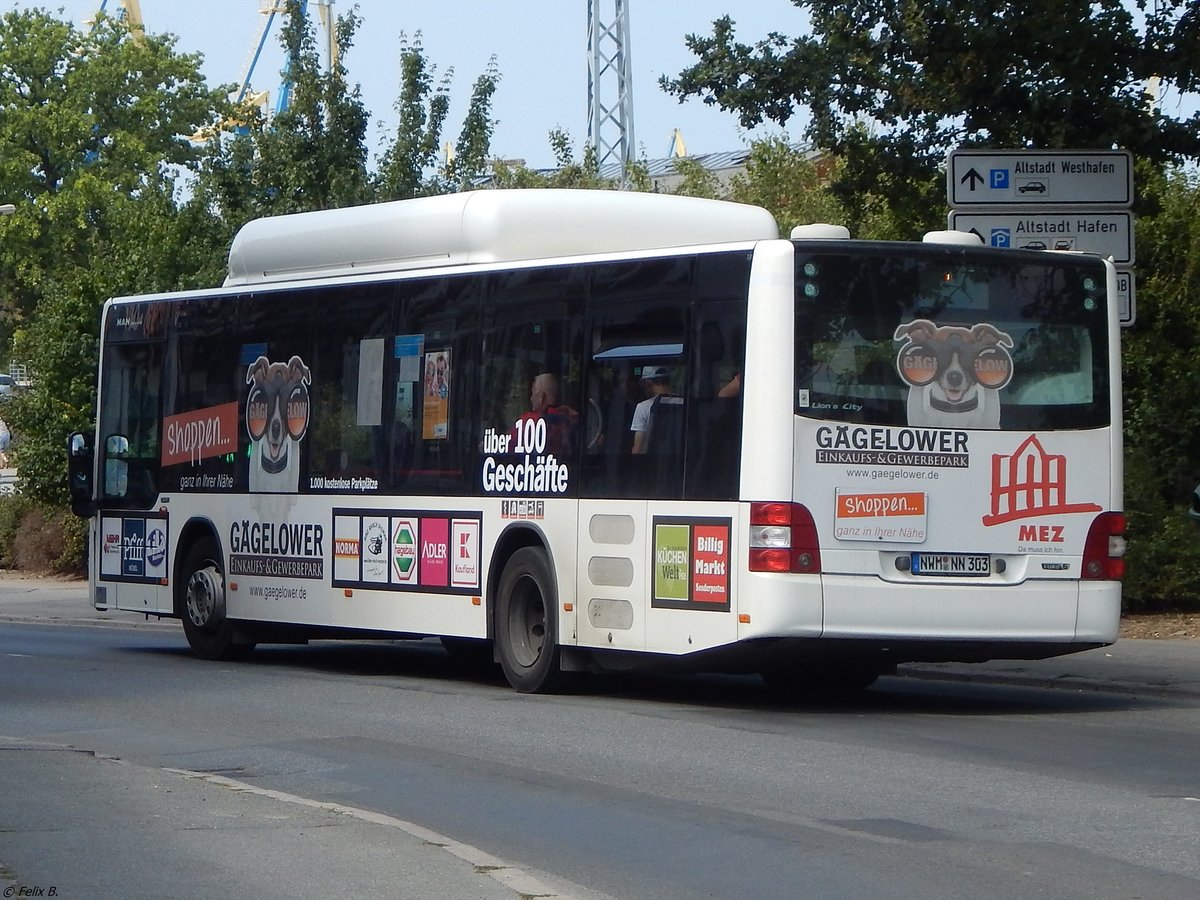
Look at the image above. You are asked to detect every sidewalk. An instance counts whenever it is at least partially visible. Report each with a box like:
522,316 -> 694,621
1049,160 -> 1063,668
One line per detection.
3,574 -> 1199,698
0,574 -> 178,631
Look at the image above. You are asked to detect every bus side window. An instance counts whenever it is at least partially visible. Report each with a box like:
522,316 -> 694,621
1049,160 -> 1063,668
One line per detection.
98,342 -> 163,507
308,285 -> 394,486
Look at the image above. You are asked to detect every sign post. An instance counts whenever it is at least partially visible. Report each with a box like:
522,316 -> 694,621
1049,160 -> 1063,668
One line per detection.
946,148 -> 1136,326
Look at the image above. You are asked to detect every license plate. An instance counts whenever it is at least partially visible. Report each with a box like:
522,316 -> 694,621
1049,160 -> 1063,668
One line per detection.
912,553 -> 990,577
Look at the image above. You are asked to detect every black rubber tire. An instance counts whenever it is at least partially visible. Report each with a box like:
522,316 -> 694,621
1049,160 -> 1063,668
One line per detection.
179,538 -> 254,661
495,547 -> 575,693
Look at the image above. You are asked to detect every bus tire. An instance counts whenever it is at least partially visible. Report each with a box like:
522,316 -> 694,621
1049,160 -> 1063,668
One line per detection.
180,538 -> 254,661
495,547 -> 575,693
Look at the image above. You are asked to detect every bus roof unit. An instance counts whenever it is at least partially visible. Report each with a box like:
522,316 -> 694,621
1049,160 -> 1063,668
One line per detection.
225,189 -> 780,286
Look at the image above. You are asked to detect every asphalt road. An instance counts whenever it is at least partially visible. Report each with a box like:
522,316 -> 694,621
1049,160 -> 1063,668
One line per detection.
2,602 -> 1199,899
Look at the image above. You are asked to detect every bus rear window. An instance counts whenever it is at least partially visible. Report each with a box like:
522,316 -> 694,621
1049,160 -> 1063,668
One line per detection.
794,245 -> 1111,431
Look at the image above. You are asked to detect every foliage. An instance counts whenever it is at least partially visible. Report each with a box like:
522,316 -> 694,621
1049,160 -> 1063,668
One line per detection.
2,1 -> 1198,615
194,0 -> 372,225
1120,164 -> 1200,609
376,34 -> 500,200
0,10 -> 226,506
0,493 -> 31,569
0,493 -> 81,574
0,8 -> 224,328
490,128 -> 650,191
724,139 -> 845,235
446,58 -> 501,190
664,1 -> 1200,231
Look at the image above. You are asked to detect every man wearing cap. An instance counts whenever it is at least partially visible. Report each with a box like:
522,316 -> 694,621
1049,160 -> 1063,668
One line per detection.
631,365 -> 676,454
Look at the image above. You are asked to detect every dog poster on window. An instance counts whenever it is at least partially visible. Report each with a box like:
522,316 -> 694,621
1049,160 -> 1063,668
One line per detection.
422,349 -> 451,440
894,319 -> 1014,429
245,355 -> 312,492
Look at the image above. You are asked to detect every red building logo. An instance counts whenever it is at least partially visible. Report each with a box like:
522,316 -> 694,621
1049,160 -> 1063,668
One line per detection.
982,434 -> 1101,526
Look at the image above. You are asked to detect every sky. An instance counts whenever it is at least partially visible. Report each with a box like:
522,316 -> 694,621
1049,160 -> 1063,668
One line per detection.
20,0 -> 799,168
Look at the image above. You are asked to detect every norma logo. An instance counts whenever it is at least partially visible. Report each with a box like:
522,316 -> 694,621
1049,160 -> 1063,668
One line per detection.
982,435 -> 1102,526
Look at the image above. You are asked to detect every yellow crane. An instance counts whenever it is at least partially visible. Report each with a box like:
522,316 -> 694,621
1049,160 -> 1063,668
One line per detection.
87,0 -> 144,36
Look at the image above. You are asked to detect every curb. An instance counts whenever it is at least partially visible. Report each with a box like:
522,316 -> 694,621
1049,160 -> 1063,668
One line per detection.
0,613 -> 180,632
894,665 -> 1200,700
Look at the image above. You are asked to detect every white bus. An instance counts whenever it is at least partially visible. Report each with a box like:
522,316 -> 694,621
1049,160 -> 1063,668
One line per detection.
68,189 -> 1125,693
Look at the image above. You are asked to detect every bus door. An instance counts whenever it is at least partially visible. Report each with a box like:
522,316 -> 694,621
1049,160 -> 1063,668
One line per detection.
576,278 -> 747,657
94,302 -> 171,614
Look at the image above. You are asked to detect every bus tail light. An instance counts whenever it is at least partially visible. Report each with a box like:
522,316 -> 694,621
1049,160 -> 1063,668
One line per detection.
749,502 -> 822,574
1082,512 -> 1126,580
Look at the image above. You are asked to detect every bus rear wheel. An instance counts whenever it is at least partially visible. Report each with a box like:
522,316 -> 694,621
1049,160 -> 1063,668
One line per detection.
495,547 -> 575,693
180,538 -> 254,661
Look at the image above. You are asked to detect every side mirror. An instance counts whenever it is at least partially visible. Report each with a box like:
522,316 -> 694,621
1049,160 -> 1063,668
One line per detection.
67,431 -> 96,518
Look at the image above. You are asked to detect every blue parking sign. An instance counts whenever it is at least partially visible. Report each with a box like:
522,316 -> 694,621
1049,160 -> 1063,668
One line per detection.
990,169 -> 1009,189
990,228 -> 1011,248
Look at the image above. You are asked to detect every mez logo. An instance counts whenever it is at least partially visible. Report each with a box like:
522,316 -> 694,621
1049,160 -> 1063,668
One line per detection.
1018,524 -> 1065,544
983,435 -> 1101,527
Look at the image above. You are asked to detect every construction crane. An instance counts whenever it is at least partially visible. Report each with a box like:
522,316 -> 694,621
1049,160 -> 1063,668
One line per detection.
238,1 -> 337,119
87,0 -> 144,36
668,128 -> 687,158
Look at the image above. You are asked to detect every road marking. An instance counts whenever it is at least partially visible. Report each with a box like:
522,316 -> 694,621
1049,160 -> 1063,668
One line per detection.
167,767 -> 579,899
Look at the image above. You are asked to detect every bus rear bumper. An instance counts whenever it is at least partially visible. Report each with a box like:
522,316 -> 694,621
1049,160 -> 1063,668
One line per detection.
819,574 -> 1120,646
739,572 -> 1120,656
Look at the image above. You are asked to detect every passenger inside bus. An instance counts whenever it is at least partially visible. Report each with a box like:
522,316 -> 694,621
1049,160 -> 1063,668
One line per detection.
631,366 -> 684,455
511,372 -> 578,457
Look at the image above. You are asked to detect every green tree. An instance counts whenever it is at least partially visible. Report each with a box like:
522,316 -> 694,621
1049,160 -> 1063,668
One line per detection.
1121,165 -> 1200,609
194,0 -> 372,230
490,129 -> 650,191
664,1 -> 1200,232
376,34 -> 502,200
0,9 -> 226,508
0,8 -> 223,325
446,57 -> 501,190
376,34 -> 451,200
724,139 -> 845,235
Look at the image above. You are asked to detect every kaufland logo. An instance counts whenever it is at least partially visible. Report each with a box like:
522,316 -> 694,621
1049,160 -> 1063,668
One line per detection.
451,519 -> 479,588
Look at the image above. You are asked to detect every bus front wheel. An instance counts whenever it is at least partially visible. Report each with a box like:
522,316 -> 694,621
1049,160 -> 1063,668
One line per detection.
495,547 -> 575,693
180,539 -> 254,661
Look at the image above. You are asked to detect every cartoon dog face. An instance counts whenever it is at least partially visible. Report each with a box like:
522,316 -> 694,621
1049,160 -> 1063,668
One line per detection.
894,320 -> 1014,429
245,355 -> 311,491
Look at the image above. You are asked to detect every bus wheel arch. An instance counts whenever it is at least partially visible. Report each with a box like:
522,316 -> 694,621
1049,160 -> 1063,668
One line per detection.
175,523 -> 254,661
491,536 -> 577,693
